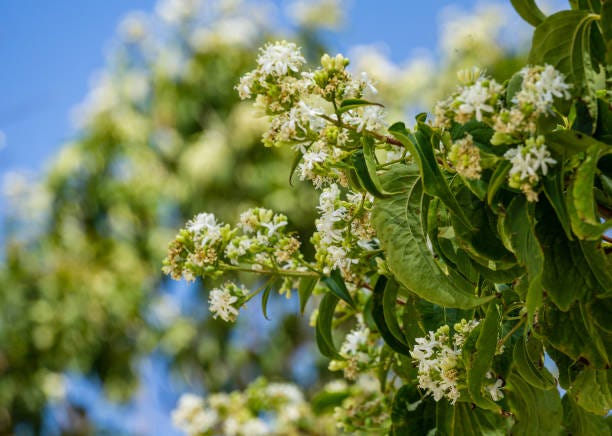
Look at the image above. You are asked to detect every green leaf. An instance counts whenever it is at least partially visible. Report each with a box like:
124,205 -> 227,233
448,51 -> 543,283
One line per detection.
288,149 -> 303,186
260,280 -> 275,320
580,240 -> 612,297
563,394 -> 610,436
511,0 -> 547,26
298,276 -> 317,315
540,301 -> 612,368
535,202 -> 604,310
452,186 -> 517,269
372,164 -> 494,309
506,71 -> 524,103
546,130 -> 607,157
436,401 -> 507,436
351,136 -> 397,198
512,337 -> 557,390
569,368 -> 612,416
464,303 -> 503,411
390,384 -> 436,435
602,1 -> 612,63
567,143 -> 612,240
487,160 -> 512,211
338,98 -> 384,114
529,10 -> 599,86
505,371 -> 563,434
500,196 -> 544,325
371,275 -> 411,355
542,164 -> 574,240
321,269 -> 355,308
315,293 -> 344,360
389,121 -> 474,230
311,390 -> 350,414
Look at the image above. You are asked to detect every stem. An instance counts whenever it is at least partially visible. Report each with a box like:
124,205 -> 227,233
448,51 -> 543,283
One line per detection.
220,264 -> 320,278
318,113 -> 404,147
498,316 -> 526,348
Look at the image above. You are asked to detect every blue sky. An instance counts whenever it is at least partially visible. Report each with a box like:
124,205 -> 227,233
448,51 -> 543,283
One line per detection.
0,0 -> 505,180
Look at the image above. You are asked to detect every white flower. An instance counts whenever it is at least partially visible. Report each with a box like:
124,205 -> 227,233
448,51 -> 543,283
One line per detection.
347,106 -> 387,132
172,393 -> 218,436
486,377 -> 504,401
208,284 -> 246,322
457,80 -> 496,121
260,219 -> 288,237
257,41 -> 305,77
341,325 -> 370,356
505,147 -> 537,180
187,212 -> 217,233
530,145 -> 556,176
240,418 -> 269,436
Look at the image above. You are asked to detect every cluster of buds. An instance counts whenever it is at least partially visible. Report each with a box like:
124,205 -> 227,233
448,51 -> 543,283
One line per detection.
237,41 -> 390,188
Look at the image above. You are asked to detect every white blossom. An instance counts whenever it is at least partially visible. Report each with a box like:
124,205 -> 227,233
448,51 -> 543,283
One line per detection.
257,41 -> 305,77
457,79 -> 498,121
172,393 -> 218,436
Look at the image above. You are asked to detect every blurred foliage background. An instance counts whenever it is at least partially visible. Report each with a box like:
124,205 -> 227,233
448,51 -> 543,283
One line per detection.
0,0 -> 531,433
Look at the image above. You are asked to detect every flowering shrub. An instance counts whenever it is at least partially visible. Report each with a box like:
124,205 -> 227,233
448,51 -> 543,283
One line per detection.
166,0 -> 612,433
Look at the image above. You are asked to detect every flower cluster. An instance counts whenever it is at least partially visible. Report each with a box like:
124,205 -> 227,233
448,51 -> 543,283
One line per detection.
312,184 -> 377,281
433,70 -> 503,127
329,316 -> 381,380
172,378 -> 331,436
238,41 -> 392,189
504,135 -> 557,201
163,208 -> 306,282
447,133 -> 481,180
433,65 -> 570,201
410,320 -> 504,405
163,208 -> 312,320
208,282 -> 248,322
494,64 -> 572,139
330,375 -> 391,433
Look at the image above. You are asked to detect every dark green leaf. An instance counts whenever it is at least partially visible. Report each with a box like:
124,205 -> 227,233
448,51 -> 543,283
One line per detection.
298,276 -> 318,315
260,280 -> 275,320
540,301 -> 611,368
372,164 -> 494,309
452,186 -> 517,269
315,293 -> 344,360
529,11 -> 601,116
567,144 -> 612,240
464,303 -> 503,411
371,275 -> 411,355
500,196 -> 544,325
390,384 -> 437,435
351,136 -> 397,198
542,164 -> 574,240
487,160 -> 512,211
389,121 -> 474,229
513,337 -> 557,390
569,368 -> 612,416
289,149 -> 303,186
563,394 -> 610,436
321,269 -> 355,308
535,202 -> 603,310
511,0 -> 547,26
505,371 -> 563,434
